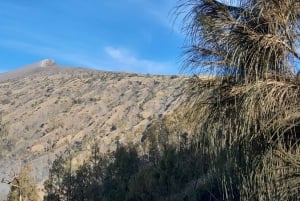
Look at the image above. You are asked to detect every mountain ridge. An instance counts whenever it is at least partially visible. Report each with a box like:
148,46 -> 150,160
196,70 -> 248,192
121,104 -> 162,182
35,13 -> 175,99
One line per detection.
0,59 -> 60,82
0,62 -> 188,199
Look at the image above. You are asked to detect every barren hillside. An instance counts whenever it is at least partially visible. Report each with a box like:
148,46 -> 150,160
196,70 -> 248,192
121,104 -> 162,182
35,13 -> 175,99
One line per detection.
0,60 -> 187,198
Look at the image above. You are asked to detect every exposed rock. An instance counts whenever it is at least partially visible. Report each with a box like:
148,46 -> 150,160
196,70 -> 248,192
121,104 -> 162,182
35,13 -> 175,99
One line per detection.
40,59 -> 56,67
0,59 -> 59,82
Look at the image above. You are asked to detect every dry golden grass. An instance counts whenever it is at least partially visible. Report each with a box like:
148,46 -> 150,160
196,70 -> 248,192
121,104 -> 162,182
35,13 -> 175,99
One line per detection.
177,0 -> 300,199
183,75 -> 300,200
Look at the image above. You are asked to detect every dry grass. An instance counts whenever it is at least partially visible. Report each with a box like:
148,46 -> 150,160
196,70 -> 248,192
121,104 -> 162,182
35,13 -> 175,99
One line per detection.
0,67 -> 186,195
176,0 -> 300,199
183,75 -> 300,200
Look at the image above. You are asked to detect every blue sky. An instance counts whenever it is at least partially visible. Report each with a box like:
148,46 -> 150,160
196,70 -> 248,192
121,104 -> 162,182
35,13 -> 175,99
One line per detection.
0,0 -> 184,74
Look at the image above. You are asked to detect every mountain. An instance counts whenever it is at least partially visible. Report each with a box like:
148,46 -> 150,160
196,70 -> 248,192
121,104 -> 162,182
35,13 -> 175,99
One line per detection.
0,60 -> 188,199
0,59 -> 59,82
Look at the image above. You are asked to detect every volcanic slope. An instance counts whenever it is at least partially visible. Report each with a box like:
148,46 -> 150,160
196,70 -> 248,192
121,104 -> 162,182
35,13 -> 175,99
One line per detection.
0,60 -> 187,196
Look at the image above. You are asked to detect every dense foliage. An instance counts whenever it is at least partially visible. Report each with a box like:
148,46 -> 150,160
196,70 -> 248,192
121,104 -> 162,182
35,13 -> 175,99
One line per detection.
177,0 -> 300,200
43,143 -> 220,201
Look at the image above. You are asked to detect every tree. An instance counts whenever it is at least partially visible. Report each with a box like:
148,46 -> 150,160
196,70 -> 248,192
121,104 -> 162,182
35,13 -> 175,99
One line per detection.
44,144 -> 109,201
70,144 -> 108,201
178,0 -> 300,82
44,140 -> 218,201
44,155 -> 67,201
177,0 -> 300,200
103,146 -> 140,201
6,165 -> 40,201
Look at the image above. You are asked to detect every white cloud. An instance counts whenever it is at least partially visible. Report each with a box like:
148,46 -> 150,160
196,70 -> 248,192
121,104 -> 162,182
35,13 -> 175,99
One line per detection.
104,46 -> 174,74
0,39 -> 177,74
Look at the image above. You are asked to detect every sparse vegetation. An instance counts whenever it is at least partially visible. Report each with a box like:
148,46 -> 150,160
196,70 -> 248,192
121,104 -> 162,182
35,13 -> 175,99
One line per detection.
1,99 -> 11,105
0,62 -> 185,199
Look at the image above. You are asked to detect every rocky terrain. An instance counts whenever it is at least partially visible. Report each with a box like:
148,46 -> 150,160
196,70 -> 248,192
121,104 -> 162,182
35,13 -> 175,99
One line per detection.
0,60 -> 188,198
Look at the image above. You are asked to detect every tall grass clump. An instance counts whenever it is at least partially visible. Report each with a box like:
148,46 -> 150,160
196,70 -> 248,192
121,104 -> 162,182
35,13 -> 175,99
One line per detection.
177,0 -> 300,200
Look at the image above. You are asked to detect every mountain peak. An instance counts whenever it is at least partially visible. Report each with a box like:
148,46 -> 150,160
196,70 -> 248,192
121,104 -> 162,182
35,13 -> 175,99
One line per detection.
39,59 -> 56,67
0,59 -> 59,82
